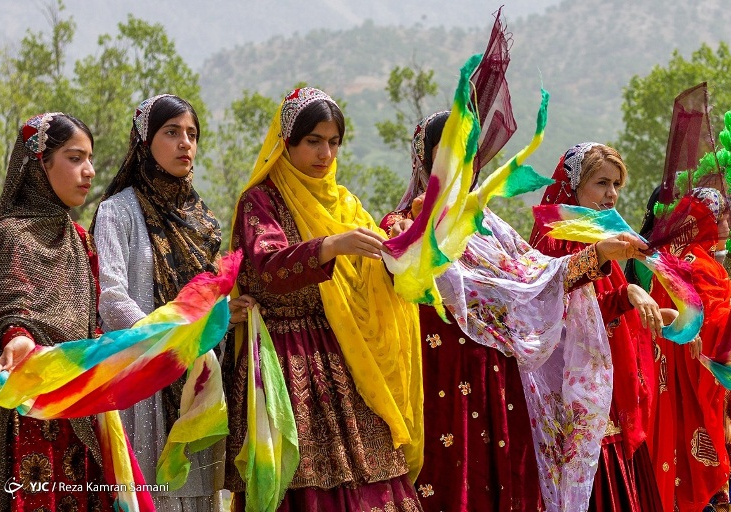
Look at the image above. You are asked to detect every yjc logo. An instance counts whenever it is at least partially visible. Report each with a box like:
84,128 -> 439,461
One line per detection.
3,477 -> 22,498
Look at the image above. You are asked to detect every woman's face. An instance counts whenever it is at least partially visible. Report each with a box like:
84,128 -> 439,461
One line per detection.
149,111 -> 198,178
44,128 -> 95,208
576,161 -> 622,211
288,120 -> 340,179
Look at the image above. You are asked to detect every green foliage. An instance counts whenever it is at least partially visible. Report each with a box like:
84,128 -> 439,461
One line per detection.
375,64 -> 439,150
0,1 -> 204,224
0,1 -> 75,176
614,42 -> 731,228
487,196 -> 535,241
202,91 -> 278,244
336,156 -> 406,222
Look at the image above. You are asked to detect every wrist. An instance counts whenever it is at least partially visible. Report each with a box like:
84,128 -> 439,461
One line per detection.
2,326 -> 32,348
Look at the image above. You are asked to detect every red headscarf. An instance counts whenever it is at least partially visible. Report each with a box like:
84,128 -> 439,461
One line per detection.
530,143 -> 655,457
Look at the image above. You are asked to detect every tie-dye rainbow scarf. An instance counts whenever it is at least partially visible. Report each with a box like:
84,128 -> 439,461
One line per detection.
234,305 -> 299,512
382,53 -> 552,316
0,251 -> 242,511
532,204 -> 703,344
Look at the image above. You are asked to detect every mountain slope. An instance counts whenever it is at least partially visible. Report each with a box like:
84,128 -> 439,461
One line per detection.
199,0 -> 731,179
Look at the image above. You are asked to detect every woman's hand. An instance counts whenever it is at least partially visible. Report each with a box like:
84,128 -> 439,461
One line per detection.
0,335 -> 35,371
689,335 -> 703,359
390,218 -> 414,237
627,284 -> 663,337
595,233 -> 649,266
229,295 -> 258,324
320,227 -> 387,263
660,308 -> 679,327
410,193 -> 426,219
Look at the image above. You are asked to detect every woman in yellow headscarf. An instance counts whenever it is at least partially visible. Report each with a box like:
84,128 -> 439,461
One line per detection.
223,87 -> 423,511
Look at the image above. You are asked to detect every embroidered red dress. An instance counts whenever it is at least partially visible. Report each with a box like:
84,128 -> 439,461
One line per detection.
224,180 -> 421,512
647,192 -> 731,512
2,224 -> 114,512
530,143 -> 660,511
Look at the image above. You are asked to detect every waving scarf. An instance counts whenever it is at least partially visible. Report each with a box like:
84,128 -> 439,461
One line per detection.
530,143 -> 655,458
382,52 -> 551,318
0,250 -> 240,510
231,87 -> 423,478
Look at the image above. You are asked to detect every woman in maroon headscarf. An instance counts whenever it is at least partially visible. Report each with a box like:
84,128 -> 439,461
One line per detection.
382,112 -> 542,511
530,142 -> 662,511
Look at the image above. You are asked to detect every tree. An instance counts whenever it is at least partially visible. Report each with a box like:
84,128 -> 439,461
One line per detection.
376,63 -> 439,150
202,90 -> 278,243
0,0 -> 75,177
614,42 -> 731,228
73,14 -> 205,223
0,2 -> 205,223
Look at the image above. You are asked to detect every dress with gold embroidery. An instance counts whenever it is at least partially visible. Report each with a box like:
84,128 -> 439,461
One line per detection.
382,207 -> 612,512
648,205 -> 731,512
224,179 -> 421,512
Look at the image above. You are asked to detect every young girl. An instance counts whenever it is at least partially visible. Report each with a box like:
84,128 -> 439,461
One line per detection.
0,113 -> 115,511
224,87 -> 424,511
93,94 -> 250,511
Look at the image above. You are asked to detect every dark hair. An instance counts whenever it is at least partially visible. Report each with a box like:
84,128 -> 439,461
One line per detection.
422,112 -> 449,174
42,114 -> 94,165
288,100 -> 345,147
146,95 -> 200,144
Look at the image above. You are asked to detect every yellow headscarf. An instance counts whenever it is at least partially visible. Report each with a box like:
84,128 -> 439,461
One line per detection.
231,88 -> 423,479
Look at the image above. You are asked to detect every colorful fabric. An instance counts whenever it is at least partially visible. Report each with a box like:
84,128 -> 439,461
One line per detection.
648,211 -> 731,511
378,212 -> 543,511
435,208 -> 612,512
382,52 -> 551,318
530,143 -> 659,481
232,88 -> 424,479
156,350 -> 229,490
0,251 -> 241,509
533,203 -> 704,345
234,305 -> 299,512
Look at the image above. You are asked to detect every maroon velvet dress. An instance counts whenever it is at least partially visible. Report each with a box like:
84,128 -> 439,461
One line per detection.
224,179 -> 422,512
2,224 -> 114,512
